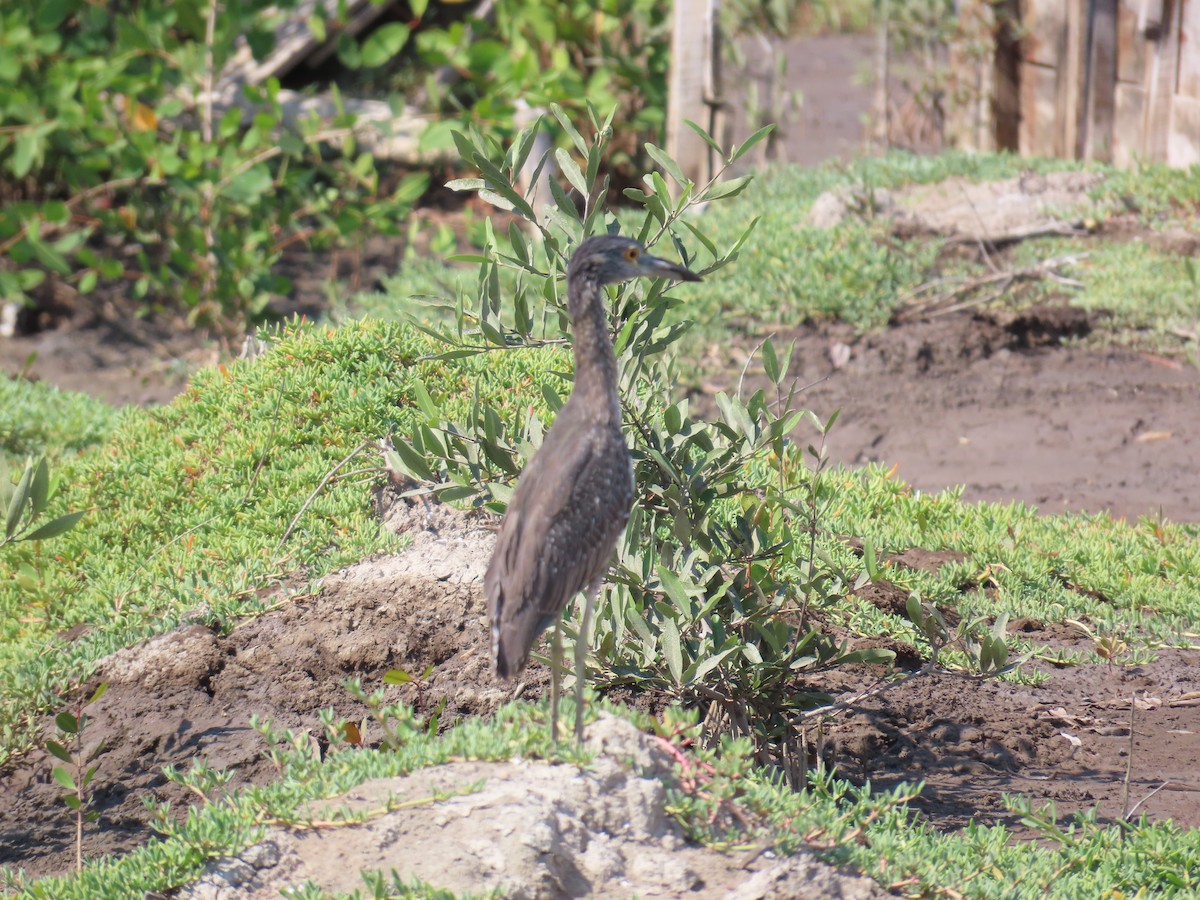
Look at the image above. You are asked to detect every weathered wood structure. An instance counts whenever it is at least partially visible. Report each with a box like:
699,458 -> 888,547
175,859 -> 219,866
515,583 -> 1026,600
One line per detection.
954,0 -> 1200,167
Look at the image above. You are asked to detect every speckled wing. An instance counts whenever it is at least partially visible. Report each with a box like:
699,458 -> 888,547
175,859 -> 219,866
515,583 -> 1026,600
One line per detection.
485,415 -> 634,678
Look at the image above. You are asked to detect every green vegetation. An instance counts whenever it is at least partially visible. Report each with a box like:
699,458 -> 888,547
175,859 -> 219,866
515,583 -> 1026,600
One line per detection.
1,0 -> 427,330
7,701 -> 1200,898
0,319 -> 568,761
374,149 -> 1200,359
3,116 -> 1200,900
0,377 -> 118,459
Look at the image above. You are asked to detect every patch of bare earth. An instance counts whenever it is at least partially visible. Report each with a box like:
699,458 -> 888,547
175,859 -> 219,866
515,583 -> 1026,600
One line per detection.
695,299 -> 1200,522
745,307 -> 1197,520
2,494 -> 1198,894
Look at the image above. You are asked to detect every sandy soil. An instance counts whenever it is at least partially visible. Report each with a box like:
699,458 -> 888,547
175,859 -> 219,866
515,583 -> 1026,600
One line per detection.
695,306 -> 1200,522
2,30 -> 1198,896
1,492 -> 1196,890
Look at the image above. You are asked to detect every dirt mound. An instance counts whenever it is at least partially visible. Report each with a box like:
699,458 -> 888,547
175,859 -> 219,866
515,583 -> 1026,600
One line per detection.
808,171 -> 1104,241
176,715 -> 891,900
821,646 -> 1200,833
0,493 -> 529,881
1,491 -> 1198,887
708,310 -> 1200,520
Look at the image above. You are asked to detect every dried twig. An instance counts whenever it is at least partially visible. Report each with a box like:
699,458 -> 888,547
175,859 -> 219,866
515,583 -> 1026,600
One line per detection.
1125,781 -> 1200,821
894,253 -> 1089,323
1121,692 -> 1135,819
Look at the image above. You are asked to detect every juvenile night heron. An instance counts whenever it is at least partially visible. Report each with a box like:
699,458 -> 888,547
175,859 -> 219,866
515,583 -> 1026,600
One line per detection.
485,235 -> 701,742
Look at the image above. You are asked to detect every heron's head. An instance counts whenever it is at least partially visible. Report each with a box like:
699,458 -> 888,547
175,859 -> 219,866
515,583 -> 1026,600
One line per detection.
567,235 -> 702,288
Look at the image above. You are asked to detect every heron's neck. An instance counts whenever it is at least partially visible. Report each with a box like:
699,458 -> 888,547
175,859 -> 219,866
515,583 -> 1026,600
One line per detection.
568,276 -> 621,423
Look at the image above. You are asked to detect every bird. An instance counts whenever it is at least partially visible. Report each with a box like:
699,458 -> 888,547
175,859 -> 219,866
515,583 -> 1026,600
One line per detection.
485,234 -> 702,743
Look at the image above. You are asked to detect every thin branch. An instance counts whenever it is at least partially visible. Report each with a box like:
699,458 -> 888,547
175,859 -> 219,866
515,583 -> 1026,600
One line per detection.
894,253 -> 1089,322
1121,691 -> 1135,819
1125,781 -> 1200,821
279,440 -> 372,547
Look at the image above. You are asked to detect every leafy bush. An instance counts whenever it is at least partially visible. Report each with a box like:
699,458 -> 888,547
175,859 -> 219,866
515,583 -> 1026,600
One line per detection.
0,317 -> 568,762
0,0 -> 426,331
410,0 -> 672,167
387,111 -> 897,765
0,376 -> 117,457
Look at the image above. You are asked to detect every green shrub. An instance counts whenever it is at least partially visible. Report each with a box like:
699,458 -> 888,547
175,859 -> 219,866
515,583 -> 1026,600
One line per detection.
0,377 -> 117,457
0,0 -> 426,331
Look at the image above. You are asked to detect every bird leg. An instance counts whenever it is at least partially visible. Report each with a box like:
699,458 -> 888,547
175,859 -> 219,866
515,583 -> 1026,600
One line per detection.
550,618 -> 562,744
574,581 -> 600,743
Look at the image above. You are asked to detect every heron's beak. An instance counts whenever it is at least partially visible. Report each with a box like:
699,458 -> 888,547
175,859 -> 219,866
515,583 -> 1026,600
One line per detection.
638,253 -> 703,283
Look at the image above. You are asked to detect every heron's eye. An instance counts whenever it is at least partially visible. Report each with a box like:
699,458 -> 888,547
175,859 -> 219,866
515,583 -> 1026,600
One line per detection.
624,247 -> 639,262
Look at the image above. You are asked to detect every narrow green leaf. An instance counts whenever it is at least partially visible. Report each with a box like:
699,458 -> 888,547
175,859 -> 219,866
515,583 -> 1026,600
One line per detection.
361,23 -> 409,68
547,176 -> 581,224
657,566 -> 695,617
12,132 -> 38,179
549,103 -> 588,156
863,536 -> 878,580
660,617 -> 683,685
45,741 -> 73,764
644,142 -> 688,186
383,669 -> 414,685
832,648 -> 896,667
762,339 -> 779,384
473,156 -> 537,219
701,174 -> 753,203
478,189 -> 516,213
388,440 -> 433,482
444,178 -> 485,192
410,379 -> 440,421
437,484 -> 479,502
683,120 -> 726,160
681,220 -> 718,260
905,594 -> 924,626
691,646 -> 737,682
554,148 -> 588,197
731,124 -> 776,163
22,510 -> 85,543
29,458 -> 49,516
6,463 -> 34,539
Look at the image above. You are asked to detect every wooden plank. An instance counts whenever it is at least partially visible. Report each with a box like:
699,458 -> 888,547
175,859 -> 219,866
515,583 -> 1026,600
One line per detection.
1168,92 -> 1200,163
1062,0 -> 1088,156
1113,81 -> 1146,165
946,0 -> 991,151
1141,0 -> 1181,162
1022,0 -> 1069,67
994,0 -> 1023,150
1178,0 -> 1200,97
1086,0 -> 1119,160
665,0 -> 718,188
1020,62 -> 1063,155
1117,0 -> 1150,82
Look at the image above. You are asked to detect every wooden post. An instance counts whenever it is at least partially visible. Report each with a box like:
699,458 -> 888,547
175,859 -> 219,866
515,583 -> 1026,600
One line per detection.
1141,0 -> 1179,162
1062,0 -> 1088,156
1085,0 -> 1119,160
874,0 -> 891,148
666,0 -> 719,188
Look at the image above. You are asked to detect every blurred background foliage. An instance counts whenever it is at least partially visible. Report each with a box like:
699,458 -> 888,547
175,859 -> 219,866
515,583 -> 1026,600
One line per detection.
0,0 -> 876,334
